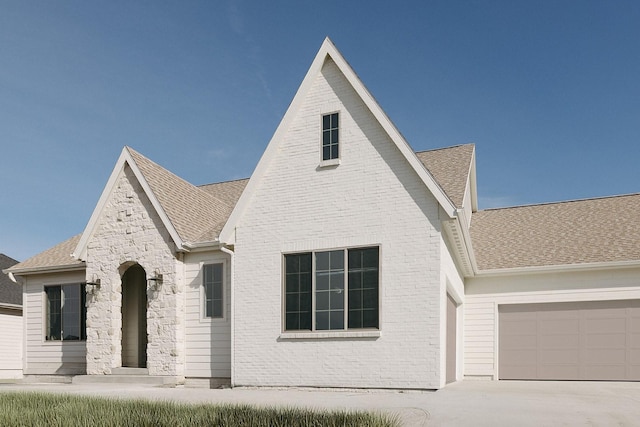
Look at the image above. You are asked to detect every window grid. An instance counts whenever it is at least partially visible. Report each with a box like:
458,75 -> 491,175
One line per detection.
284,247 -> 379,332
45,284 -> 86,341
204,263 -> 224,318
322,112 -> 339,161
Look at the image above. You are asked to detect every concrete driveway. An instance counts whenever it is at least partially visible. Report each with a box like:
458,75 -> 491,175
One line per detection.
1,380 -> 639,426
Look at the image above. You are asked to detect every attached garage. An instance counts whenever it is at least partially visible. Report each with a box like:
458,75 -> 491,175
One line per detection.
499,300 -> 640,381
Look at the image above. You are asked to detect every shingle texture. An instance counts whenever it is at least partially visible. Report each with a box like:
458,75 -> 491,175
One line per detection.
416,144 -> 474,208
0,254 -> 21,305
5,234 -> 84,274
471,194 -> 640,270
127,147 -> 234,244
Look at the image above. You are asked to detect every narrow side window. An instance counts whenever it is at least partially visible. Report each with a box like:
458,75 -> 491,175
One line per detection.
203,263 -> 224,318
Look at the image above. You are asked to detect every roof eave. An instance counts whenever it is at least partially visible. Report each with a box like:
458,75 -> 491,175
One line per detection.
4,263 -> 86,277
0,303 -> 22,311
475,259 -> 640,277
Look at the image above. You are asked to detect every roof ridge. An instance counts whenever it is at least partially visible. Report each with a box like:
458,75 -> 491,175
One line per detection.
478,192 -> 640,212
198,177 -> 250,188
415,143 -> 474,155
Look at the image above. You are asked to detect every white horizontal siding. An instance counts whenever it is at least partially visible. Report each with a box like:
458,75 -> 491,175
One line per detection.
0,309 -> 22,378
23,271 -> 87,375
464,266 -> 640,380
183,251 -> 231,379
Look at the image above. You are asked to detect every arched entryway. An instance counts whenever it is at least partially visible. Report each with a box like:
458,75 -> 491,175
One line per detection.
121,264 -> 148,368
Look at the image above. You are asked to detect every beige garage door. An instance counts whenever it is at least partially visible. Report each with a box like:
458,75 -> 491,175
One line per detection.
499,300 -> 640,380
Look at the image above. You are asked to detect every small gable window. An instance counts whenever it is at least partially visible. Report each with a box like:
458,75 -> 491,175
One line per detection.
322,112 -> 339,161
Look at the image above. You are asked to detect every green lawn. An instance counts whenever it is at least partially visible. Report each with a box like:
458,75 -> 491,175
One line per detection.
0,392 -> 400,427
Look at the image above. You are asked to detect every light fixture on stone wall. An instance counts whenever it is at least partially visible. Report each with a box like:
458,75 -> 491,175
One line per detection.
148,272 -> 163,288
86,278 -> 101,292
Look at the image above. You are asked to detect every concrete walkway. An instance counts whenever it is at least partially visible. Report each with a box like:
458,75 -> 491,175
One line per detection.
1,380 -> 639,426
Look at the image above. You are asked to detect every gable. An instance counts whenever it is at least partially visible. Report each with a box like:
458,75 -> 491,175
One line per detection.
74,147 -> 235,260
219,38 -> 457,244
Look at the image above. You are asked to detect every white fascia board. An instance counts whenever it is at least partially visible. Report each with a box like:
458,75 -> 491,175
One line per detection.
73,147 -> 184,259
476,260 -> 640,277
5,263 -> 86,276
468,147 -> 478,212
0,303 -> 22,311
220,38 -> 457,243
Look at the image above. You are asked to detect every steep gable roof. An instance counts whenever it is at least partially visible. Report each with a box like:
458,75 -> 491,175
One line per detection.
5,235 -> 84,275
0,254 -> 21,305
74,147 -> 234,259
219,37 -> 457,244
471,193 -> 640,271
416,144 -> 475,209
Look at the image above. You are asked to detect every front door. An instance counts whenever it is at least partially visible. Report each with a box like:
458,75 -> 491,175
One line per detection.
121,264 -> 147,368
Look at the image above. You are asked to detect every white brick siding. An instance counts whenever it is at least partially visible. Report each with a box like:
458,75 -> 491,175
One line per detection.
232,58 -> 446,389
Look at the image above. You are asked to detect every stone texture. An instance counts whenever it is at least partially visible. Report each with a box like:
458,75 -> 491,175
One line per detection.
85,165 -> 184,377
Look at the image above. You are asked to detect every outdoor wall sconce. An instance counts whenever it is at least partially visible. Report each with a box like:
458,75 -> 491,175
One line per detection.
86,278 -> 101,294
148,273 -> 163,288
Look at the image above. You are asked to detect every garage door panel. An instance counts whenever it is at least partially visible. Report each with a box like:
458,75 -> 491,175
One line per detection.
585,333 -> 626,348
539,349 -> 579,365
499,300 -> 640,381
539,319 -> 579,335
539,334 -> 579,348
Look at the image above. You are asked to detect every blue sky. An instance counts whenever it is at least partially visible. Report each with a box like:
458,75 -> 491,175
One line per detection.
2,1 -> 639,261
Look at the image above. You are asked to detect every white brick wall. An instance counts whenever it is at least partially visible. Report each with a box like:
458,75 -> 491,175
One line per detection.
464,267 -> 640,379
232,58 -> 445,389
85,165 -> 184,377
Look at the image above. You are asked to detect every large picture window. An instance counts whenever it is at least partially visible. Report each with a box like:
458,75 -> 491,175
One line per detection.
203,263 -> 224,318
45,284 -> 86,341
284,247 -> 379,332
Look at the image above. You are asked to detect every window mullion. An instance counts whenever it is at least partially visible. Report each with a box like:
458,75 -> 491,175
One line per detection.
343,249 -> 348,331
311,251 -> 316,332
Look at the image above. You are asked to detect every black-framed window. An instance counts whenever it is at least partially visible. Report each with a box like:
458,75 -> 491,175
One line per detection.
322,112 -> 339,161
45,284 -> 86,341
284,247 -> 379,331
203,263 -> 223,318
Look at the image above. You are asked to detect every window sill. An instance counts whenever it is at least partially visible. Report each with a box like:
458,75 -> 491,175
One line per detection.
318,158 -> 341,168
279,330 -> 380,340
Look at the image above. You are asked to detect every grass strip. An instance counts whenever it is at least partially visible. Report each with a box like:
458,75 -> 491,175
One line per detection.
0,391 -> 400,427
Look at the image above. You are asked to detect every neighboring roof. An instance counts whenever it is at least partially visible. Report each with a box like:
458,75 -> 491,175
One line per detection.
0,254 -> 21,305
5,235 -> 84,275
416,144 -> 474,208
219,37 -> 458,244
470,193 -> 640,270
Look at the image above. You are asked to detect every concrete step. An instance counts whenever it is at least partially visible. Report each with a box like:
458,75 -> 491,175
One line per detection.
111,367 -> 149,376
72,374 -> 178,386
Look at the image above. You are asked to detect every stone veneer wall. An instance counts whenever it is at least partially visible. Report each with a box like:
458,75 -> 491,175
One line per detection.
85,165 -> 184,377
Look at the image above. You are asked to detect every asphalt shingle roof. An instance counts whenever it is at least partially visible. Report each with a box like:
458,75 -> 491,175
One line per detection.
470,193 -> 640,270
4,234 -> 84,275
416,144 -> 474,208
0,254 -> 21,305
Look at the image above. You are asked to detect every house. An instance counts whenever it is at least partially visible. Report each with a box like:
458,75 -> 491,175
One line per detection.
4,38 -> 639,389
0,254 -> 22,380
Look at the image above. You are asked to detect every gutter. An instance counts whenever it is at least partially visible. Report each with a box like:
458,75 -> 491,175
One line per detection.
181,240 -> 222,251
3,263 -> 86,277
475,259 -> 640,277
219,245 -> 235,388
0,302 -> 22,312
